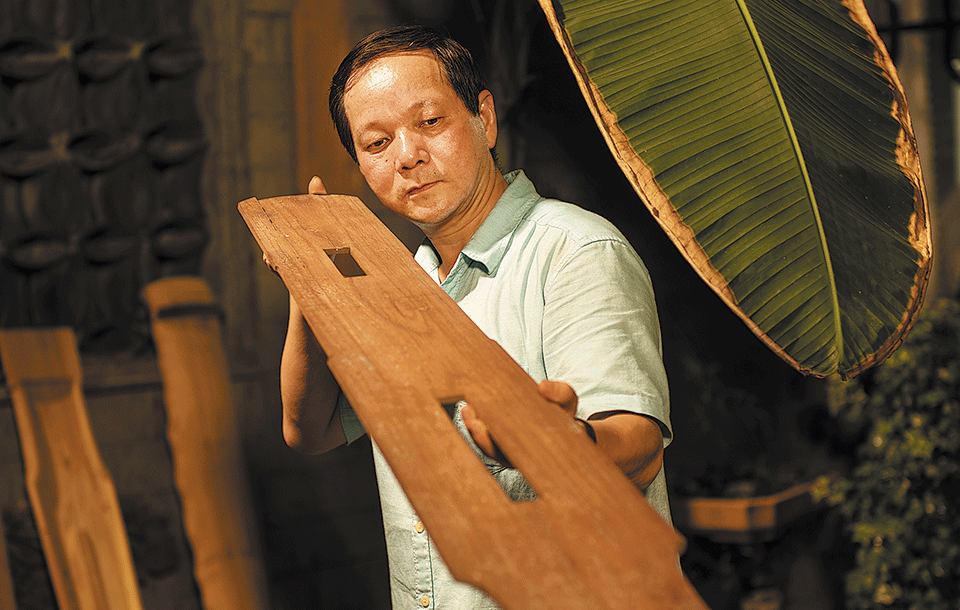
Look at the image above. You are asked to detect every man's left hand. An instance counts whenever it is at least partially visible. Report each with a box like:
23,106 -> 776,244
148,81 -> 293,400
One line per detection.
460,379 -> 664,490
461,380 -> 588,468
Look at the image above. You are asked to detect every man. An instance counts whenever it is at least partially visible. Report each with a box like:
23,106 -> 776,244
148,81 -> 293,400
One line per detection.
280,25 -> 672,609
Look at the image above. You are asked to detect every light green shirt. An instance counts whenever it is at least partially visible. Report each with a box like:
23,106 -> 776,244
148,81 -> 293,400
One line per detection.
341,170 -> 672,609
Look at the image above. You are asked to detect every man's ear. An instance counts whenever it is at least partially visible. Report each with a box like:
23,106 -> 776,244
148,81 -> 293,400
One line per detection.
478,90 -> 498,149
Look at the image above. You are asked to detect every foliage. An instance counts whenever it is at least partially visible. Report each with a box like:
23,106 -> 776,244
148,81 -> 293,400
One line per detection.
536,0 -> 931,378
815,298 -> 960,609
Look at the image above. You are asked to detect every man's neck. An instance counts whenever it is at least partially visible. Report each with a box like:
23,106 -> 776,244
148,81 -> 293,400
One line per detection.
425,170 -> 509,282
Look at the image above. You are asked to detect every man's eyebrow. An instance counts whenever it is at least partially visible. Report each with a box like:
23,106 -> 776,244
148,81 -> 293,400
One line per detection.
355,100 -> 441,136
402,99 -> 438,117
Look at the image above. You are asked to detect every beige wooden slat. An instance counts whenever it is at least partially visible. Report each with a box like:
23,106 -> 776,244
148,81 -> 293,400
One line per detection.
0,328 -> 144,610
0,514 -> 17,610
239,194 -> 706,609
142,277 -> 271,610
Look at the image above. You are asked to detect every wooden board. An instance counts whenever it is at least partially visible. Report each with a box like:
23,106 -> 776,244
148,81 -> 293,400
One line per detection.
143,277 -> 271,610
0,515 -> 17,610
239,194 -> 706,609
674,480 -> 822,544
0,328 -> 144,610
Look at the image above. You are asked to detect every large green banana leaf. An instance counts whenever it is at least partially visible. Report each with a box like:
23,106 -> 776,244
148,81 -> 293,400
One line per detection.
536,0 -> 931,378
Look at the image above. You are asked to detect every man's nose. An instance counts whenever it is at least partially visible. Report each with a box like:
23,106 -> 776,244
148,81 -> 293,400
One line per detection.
396,131 -> 428,171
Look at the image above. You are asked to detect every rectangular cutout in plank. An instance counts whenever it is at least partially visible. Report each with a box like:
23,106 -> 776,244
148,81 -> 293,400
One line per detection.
439,397 -> 464,420
324,247 -> 365,277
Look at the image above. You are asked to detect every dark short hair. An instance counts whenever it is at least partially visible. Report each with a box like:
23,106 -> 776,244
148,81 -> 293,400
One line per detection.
329,25 -> 489,163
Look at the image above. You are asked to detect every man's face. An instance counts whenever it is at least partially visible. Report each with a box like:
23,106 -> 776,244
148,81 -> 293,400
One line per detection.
343,50 -> 498,230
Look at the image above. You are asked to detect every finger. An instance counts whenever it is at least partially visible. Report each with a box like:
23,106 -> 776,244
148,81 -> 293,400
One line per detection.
461,404 -> 513,468
308,175 -> 327,195
538,379 -> 578,414
263,252 -> 278,276
460,403 -> 494,456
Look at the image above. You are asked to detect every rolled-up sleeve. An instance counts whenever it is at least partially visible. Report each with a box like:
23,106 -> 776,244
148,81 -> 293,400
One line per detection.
542,238 -> 671,443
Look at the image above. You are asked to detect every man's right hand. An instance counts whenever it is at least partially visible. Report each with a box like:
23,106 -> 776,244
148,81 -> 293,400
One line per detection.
279,174 -> 347,454
308,175 -> 327,195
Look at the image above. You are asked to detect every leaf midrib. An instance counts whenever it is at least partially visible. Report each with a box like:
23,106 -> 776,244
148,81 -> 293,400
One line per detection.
735,0 -> 841,365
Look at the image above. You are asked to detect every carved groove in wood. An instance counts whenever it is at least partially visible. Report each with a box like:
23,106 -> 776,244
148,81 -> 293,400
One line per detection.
0,328 -> 144,610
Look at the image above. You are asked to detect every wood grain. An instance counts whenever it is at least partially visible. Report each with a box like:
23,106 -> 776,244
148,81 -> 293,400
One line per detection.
239,193 -> 706,609
143,277 -> 271,610
0,328 -> 144,610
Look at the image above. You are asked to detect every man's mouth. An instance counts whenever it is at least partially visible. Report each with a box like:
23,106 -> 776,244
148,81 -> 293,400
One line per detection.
407,181 -> 439,196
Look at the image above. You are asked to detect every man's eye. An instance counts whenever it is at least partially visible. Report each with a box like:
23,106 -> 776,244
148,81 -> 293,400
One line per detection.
367,138 -> 388,150
422,117 -> 441,127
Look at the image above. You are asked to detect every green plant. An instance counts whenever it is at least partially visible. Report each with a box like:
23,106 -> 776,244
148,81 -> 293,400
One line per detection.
535,0 -> 931,378
815,298 -> 960,609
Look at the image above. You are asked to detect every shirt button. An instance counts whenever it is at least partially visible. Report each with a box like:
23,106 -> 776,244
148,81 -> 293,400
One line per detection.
419,595 -> 430,607
415,521 -> 425,534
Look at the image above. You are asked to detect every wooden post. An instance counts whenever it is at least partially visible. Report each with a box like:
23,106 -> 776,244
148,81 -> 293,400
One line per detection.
0,515 -> 17,610
239,194 -> 707,609
0,329 -> 144,610
143,277 -> 271,610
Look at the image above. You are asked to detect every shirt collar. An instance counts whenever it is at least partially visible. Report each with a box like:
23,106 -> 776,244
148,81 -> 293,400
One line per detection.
457,170 -> 540,276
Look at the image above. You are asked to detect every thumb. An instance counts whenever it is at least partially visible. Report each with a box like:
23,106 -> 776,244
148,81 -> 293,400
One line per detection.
538,379 -> 578,414
308,175 -> 327,195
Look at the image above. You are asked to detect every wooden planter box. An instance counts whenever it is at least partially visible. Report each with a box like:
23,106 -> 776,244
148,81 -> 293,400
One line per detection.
673,480 -> 824,544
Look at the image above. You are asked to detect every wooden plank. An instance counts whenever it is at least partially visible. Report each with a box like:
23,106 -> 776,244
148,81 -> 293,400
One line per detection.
0,515 -> 17,610
0,328 -> 144,610
142,277 -> 271,610
239,194 -> 707,609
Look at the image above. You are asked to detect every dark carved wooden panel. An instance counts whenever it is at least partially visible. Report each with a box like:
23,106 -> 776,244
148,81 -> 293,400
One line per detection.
0,0 -> 207,354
